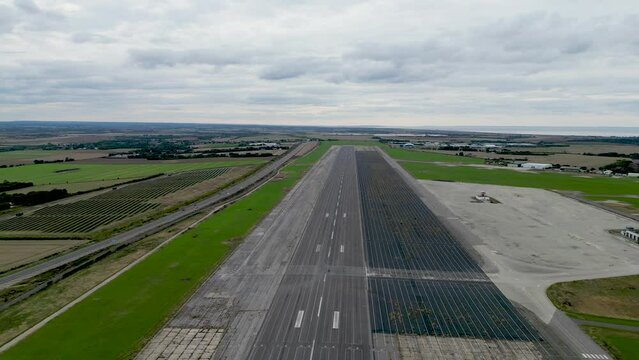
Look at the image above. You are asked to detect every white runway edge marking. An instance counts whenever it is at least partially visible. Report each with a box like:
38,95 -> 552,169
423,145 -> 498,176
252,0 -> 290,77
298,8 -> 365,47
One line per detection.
294,310 -> 304,328
332,311 -> 340,329
317,297 -> 323,317
340,245 -> 344,253
583,354 -> 610,359
581,353 -> 610,359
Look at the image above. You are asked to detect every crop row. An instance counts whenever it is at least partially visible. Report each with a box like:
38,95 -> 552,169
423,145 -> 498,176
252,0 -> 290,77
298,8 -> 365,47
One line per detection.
0,168 -> 230,234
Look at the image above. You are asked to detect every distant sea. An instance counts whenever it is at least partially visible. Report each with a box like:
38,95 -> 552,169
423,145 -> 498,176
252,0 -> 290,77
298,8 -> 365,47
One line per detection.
427,126 -> 639,137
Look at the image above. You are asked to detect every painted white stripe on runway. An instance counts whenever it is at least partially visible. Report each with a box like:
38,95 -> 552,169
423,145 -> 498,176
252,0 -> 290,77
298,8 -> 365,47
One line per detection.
333,219 -> 336,227
323,273 -> 327,282
317,297 -> 323,317
331,231 -> 334,240
327,246 -> 331,258
309,340 -> 315,360
343,212 -> 346,218
332,311 -> 339,329
340,245 -> 344,253
294,310 -> 304,328
325,212 -> 329,218
315,244 -> 321,252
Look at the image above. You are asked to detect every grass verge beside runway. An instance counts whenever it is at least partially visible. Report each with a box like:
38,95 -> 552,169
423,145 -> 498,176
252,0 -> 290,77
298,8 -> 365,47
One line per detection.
1,159 -> 313,359
547,275 -> 639,325
548,276 -> 639,359
581,326 -> 639,360
400,162 -> 639,197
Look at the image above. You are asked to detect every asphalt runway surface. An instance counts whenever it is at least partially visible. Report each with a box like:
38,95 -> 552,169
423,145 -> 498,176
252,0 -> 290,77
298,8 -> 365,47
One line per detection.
249,147 -> 370,360
0,144 -> 305,290
138,146 -> 582,359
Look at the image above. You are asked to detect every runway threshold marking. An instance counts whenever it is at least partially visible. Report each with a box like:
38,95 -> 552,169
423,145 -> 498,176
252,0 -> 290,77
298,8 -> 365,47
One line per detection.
332,311 -> 340,329
294,310 -> 304,328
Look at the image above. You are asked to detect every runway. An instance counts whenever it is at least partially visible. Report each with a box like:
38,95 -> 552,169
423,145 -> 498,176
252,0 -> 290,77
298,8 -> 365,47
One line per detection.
138,145 -> 575,359
249,146 -> 370,360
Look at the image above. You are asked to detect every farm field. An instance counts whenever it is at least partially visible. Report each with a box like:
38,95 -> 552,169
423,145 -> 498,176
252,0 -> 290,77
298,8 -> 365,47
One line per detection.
400,161 -> 639,201
0,159 -> 266,186
4,180 -> 126,195
0,148 -> 317,360
0,240 -> 87,273
0,168 -> 232,235
0,150 -> 115,166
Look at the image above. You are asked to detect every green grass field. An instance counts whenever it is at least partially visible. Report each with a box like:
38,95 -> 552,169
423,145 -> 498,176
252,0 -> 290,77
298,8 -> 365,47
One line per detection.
582,326 -> 639,360
384,146 -> 483,164
400,162 -> 639,197
0,150 -> 67,160
0,151 -> 314,359
0,160 -> 266,186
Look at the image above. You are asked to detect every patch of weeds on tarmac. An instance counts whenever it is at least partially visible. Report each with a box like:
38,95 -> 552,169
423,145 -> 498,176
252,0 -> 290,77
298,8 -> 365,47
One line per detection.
0,154 -> 315,360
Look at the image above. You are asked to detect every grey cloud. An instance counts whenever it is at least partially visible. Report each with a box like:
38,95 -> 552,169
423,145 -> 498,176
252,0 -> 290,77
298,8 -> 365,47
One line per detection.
71,33 -> 115,44
129,49 -> 253,68
0,5 -> 16,33
14,0 -> 40,14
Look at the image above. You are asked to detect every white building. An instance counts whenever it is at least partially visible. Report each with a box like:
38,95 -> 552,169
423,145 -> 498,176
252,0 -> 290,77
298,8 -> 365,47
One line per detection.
520,162 -> 552,170
401,142 -> 415,148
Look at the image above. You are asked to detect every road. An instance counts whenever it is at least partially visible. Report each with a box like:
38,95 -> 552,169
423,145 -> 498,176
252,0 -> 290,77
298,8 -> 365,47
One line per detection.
0,143 -> 306,290
249,146 -> 370,360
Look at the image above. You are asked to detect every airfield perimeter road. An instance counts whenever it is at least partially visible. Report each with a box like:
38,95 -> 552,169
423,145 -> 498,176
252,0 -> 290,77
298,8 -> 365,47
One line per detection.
0,143 -> 307,290
138,146 -> 577,360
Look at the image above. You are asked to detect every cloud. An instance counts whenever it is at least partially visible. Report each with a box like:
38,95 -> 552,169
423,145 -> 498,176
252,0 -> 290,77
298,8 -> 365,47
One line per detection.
1,1 -> 639,126
129,48 -> 253,68
71,33 -> 115,44
13,0 -> 40,14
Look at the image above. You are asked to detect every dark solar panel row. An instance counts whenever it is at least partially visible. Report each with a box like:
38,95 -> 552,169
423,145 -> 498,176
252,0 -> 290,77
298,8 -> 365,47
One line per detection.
356,151 -> 546,345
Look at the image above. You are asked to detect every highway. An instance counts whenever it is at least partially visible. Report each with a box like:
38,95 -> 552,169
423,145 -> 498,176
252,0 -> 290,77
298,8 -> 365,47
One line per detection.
0,143 -> 307,290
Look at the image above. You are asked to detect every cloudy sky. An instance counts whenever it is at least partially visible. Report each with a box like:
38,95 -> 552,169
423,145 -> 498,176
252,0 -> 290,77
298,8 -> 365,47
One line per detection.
1,0 -> 639,127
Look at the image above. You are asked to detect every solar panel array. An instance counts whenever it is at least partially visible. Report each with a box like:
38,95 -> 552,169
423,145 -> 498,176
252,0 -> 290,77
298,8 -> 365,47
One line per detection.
0,168 -> 228,234
356,151 -> 544,343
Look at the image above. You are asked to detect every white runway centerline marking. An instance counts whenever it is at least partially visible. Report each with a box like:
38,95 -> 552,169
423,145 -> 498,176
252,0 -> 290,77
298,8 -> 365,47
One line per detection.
332,311 -> 339,329
343,212 -> 346,218
327,246 -> 331,258
330,231 -> 334,240
317,297 -> 323,317
315,244 -> 321,252
294,310 -> 304,328
340,245 -> 344,253
325,212 -> 329,218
